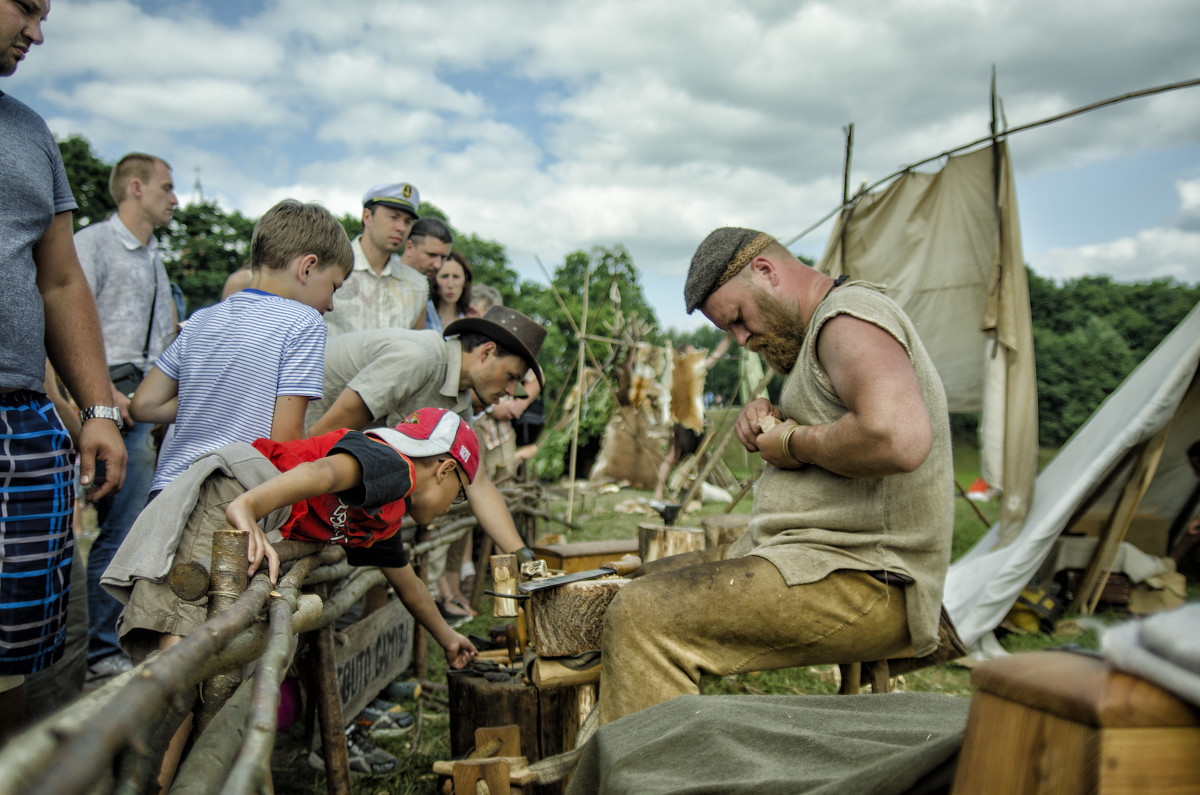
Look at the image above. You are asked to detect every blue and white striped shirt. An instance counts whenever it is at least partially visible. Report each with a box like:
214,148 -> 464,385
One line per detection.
150,289 -> 327,492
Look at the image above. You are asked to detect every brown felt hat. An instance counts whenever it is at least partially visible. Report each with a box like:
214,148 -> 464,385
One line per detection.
684,227 -> 775,313
444,307 -> 546,388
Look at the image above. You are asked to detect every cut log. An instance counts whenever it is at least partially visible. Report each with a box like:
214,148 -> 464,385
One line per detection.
528,578 -> 628,658
638,522 -> 705,563
701,514 -> 749,549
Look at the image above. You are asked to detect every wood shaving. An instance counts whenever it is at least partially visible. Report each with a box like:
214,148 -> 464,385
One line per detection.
758,415 -> 778,433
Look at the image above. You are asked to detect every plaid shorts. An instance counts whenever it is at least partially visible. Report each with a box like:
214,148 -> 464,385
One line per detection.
0,390 -> 76,676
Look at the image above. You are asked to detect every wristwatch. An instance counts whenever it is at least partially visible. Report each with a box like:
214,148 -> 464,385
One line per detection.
79,405 -> 124,430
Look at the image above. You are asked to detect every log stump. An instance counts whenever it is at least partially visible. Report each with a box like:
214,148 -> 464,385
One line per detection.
701,513 -> 749,549
638,522 -> 705,564
447,670 -> 585,795
528,578 -> 628,657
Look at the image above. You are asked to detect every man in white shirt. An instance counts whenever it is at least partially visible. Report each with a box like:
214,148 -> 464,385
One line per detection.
324,182 -> 427,335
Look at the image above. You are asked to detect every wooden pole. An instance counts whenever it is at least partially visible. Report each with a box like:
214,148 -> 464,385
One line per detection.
309,582 -> 352,795
196,528 -> 251,735
567,264 -> 590,524
678,371 -> 774,509
1073,424 -> 1171,614
221,551 -> 324,795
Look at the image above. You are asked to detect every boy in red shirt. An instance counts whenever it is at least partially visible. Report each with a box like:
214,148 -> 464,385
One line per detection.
106,407 -> 480,782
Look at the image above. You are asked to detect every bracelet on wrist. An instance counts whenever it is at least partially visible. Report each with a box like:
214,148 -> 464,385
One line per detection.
778,425 -> 802,468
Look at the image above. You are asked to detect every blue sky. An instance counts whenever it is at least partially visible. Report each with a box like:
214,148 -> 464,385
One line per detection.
9,0 -> 1200,330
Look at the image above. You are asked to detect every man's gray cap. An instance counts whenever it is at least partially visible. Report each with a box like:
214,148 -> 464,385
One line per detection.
684,227 -> 770,313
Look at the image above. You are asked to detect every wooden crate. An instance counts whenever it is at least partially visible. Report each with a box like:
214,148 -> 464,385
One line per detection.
953,651 -> 1200,794
531,539 -> 638,574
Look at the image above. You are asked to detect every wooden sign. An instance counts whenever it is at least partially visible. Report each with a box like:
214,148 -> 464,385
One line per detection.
333,598 -> 415,722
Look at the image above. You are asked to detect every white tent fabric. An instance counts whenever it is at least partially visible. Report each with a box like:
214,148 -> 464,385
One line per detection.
946,302 -> 1200,650
816,142 -> 1038,537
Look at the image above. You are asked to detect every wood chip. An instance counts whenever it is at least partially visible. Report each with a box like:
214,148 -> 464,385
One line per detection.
758,415 -> 778,433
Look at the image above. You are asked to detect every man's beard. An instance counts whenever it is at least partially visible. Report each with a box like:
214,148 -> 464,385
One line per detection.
746,287 -> 805,374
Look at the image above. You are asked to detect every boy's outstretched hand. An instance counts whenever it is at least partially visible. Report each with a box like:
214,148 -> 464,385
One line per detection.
444,633 -> 478,669
225,497 -> 281,584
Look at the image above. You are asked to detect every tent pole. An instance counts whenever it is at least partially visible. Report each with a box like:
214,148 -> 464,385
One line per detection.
954,478 -> 995,531
1071,423 -> 1172,614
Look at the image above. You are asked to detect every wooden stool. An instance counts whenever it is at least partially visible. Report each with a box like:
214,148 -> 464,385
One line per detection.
953,650 -> 1200,793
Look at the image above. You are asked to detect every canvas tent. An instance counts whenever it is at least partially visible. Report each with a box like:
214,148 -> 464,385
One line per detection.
816,142 -> 1038,539
946,301 -> 1200,650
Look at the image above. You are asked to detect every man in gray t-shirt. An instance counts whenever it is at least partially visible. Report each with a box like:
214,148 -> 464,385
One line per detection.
0,0 -> 126,742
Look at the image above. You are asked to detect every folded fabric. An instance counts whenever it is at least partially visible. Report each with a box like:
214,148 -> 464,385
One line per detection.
1102,604 -> 1200,707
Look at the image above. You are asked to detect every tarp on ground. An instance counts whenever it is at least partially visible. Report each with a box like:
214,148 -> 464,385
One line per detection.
946,301 -> 1200,650
816,142 -> 1038,539
567,693 -> 970,795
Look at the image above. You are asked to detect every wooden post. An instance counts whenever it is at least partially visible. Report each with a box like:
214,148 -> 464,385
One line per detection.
567,263 -> 590,524
700,513 -> 748,549
309,583 -> 351,795
1072,425 -> 1171,614
638,523 -> 705,564
491,554 -> 519,618
195,528 -> 249,734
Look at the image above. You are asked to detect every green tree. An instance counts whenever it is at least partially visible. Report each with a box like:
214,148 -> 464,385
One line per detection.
1033,315 -> 1138,446
337,212 -> 362,242
161,201 -> 256,314
57,134 -> 115,231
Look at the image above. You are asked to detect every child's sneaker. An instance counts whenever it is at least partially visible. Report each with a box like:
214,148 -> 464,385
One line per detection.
307,725 -> 398,775
354,698 -> 414,736
379,679 -> 422,702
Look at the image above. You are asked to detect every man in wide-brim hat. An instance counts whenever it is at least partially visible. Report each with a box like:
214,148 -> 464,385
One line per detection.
306,305 -> 547,561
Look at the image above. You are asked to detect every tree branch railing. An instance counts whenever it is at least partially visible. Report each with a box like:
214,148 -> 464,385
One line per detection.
0,481 -> 551,795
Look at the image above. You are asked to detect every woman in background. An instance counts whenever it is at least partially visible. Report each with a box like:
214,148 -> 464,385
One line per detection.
425,251 -> 474,332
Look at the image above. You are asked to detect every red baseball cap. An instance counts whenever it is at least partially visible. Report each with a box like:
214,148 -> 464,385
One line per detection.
367,408 -> 480,483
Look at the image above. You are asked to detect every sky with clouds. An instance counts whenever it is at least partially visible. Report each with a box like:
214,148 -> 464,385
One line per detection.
9,0 -> 1200,330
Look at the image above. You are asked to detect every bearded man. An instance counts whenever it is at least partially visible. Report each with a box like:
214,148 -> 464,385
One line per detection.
598,227 -> 954,725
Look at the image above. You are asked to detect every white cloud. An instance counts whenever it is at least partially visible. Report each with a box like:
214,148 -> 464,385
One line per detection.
15,0 -> 1200,330
1034,177 -> 1200,284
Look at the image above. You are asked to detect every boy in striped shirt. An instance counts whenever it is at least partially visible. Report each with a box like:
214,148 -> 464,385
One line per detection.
130,199 -> 353,497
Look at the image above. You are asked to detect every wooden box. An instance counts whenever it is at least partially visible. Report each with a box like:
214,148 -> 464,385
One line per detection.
953,651 -> 1200,794
1067,512 -> 1171,557
531,539 -> 638,574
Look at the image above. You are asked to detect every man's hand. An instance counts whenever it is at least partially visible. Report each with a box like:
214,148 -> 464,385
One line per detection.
757,418 -> 804,470
734,398 -> 782,453
226,497 -> 280,583
79,419 -> 127,502
443,632 -> 478,669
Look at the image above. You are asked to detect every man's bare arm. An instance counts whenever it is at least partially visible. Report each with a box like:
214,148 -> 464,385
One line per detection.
758,314 -> 933,478
464,468 -> 524,552
34,212 -> 127,498
307,388 -> 374,436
